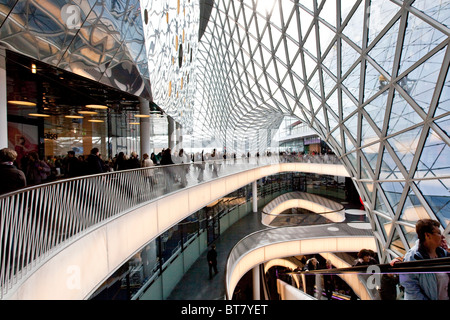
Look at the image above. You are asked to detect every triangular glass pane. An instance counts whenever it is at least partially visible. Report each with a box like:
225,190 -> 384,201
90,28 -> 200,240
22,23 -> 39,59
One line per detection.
379,145 -> 403,180
361,142 -> 380,174
344,112 -> 359,144
322,41 -> 338,77
340,0 -> 358,24
326,89 -> 339,117
345,151 -> 357,172
412,1 -> 450,29
387,90 -> 424,136
376,212 -> 394,238
342,62 -> 361,101
399,187 -> 430,224
387,125 -> 423,174
343,130 -> 356,153
361,115 -> 379,147
399,223 -> 420,251
320,0 -> 337,28
304,52 -> 316,79
322,68 -> 337,98
436,67 -> 450,117
299,5 -> 314,39
381,181 -> 405,213
318,20 -> 335,57
375,189 -> 389,215
324,105 -> 339,131
342,0 -> 364,48
435,114 -> 450,139
415,178 -> 450,226
367,0 -> 401,45
398,47 -> 446,115
389,227 -> 407,256
361,157 -> 372,180
331,127 -> 342,149
364,60 -> 388,102
415,128 -> 450,179
363,92 -> 388,131
341,39 -> 360,77
304,24 -> 318,58
368,18 -> 400,76
399,11 -> 447,75
309,69 -> 321,94
342,89 -> 357,119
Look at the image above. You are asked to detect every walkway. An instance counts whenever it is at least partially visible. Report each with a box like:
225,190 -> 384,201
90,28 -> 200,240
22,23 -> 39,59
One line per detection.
166,197 -> 364,300
167,211 -> 267,300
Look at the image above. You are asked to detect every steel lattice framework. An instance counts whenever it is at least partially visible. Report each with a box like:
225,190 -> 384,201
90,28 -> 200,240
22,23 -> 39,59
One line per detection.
192,0 -> 450,262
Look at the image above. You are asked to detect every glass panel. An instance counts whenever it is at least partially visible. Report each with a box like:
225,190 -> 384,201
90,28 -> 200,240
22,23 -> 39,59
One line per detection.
341,38 -> 360,76
387,125 -> 423,174
342,89 -> 357,119
398,11 -> 447,75
322,68 -> 337,98
375,212 -> 394,239
398,47 -> 446,115
399,223 -> 419,251
381,181 -> 405,213
318,20 -> 335,56
361,142 -> 380,174
320,0 -> 337,28
342,0 -> 364,48
344,112 -> 359,144
389,226 -> 407,256
435,62 -> 450,117
415,178 -> 450,226
375,189 -> 389,215
361,115 -> 379,147
363,91 -> 388,131
379,145 -> 403,180
342,62 -> 361,101
399,187 -> 430,225
415,128 -> 450,179
412,0 -> 450,28
344,129 -> 356,153
387,90 -> 424,136
364,60 -> 389,102
367,0 -> 401,46
368,18 -> 400,75
322,40 -> 338,77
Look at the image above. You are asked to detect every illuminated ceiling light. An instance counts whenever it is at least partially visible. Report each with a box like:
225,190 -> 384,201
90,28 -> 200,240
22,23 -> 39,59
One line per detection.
88,119 -> 104,123
31,63 -> 37,74
28,113 -> 50,117
130,122 -> 140,125
65,115 -> 84,119
8,100 -> 36,106
86,104 -> 108,109
134,114 -> 150,118
78,110 -> 98,115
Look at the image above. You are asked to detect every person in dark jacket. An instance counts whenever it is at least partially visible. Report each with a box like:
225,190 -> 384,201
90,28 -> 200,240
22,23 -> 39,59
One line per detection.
86,148 -> 105,174
0,148 -> 26,195
207,244 -> 218,279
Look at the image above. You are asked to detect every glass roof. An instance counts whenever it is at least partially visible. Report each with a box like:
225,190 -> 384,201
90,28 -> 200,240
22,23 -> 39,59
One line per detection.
187,0 -> 450,261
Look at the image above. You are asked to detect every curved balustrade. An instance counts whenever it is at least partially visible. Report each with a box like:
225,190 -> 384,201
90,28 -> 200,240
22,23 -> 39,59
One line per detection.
261,192 -> 346,227
0,154 -> 347,299
224,223 -> 376,300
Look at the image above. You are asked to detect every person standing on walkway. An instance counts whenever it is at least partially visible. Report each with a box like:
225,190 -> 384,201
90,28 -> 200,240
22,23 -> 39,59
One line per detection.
207,244 -> 218,279
0,148 -> 27,195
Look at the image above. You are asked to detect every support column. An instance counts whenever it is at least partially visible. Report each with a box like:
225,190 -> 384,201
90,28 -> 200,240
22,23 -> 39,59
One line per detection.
168,116 -> 175,150
176,122 -> 182,150
0,48 -> 7,148
252,180 -> 258,213
253,265 -> 260,300
139,97 -> 150,157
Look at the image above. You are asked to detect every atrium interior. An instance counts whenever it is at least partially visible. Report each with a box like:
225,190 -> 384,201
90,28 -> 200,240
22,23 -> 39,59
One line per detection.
0,0 -> 449,301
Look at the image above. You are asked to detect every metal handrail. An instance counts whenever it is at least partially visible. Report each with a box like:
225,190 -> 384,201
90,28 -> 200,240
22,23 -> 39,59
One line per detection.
0,154 -> 343,299
287,257 -> 450,275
